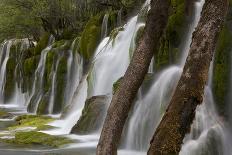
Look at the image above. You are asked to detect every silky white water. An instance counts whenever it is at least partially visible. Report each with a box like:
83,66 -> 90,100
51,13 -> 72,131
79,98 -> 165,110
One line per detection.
122,0 -> 205,151
91,16 -> 140,96
27,47 -> 50,113
0,41 -> 13,104
0,0 -> 231,154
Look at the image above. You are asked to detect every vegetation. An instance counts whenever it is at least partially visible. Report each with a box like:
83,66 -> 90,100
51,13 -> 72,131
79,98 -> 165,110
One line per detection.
5,131 -> 72,148
8,115 -> 54,131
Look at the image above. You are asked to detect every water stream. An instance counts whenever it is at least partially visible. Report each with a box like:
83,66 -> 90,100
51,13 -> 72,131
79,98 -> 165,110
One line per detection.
0,0 -> 231,154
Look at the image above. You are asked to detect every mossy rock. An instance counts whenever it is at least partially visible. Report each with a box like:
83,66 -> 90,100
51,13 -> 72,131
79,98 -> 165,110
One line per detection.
4,131 -> 72,148
4,58 -> 16,102
213,26 -> 232,116
52,40 -> 72,50
71,95 -> 109,134
53,55 -> 68,114
113,77 -> 124,94
80,13 -> 104,60
155,0 -> 186,69
34,33 -> 50,55
113,74 -> 154,95
24,56 -> 38,76
109,27 -> 125,46
0,109 -> 13,119
37,93 -> 50,115
8,115 -> 54,131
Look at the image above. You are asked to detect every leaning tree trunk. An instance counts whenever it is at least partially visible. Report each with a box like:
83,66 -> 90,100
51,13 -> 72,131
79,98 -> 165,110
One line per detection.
96,0 -> 170,154
148,0 -> 229,154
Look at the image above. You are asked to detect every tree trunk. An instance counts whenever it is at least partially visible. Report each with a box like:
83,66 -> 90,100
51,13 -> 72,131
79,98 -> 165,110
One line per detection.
96,0 -> 170,154
148,0 -> 229,154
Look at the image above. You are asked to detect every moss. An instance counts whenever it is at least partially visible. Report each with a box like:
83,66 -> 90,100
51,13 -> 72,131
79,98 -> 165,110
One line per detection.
4,58 -> 16,102
34,33 -> 50,55
109,27 -> 124,43
155,0 -> 185,69
71,96 -> 108,134
213,26 -> 232,116
80,13 -> 104,60
52,40 -> 72,50
53,56 -> 68,114
0,109 -> 13,119
9,41 -> 21,58
5,131 -> 72,148
37,94 -> 50,115
24,57 -> 38,76
113,77 -> 124,94
22,55 -> 40,93
129,25 -> 145,58
44,50 -> 55,92
8,115 -> 54,131
72,37 -> 81,54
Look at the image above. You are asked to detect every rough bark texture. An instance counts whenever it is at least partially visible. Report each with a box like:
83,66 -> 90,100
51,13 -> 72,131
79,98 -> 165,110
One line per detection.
148,0 -> 229,154
96,0 -> 170,154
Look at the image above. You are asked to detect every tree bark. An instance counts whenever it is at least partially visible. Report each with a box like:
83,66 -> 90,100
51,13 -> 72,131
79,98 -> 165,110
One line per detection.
148,0 -> 229,154
96,0 -> 170,154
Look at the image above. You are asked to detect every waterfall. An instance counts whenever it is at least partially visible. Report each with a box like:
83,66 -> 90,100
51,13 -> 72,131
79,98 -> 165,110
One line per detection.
122,0 -> 204,151
180,59 -> 232,154
0,41 -> 13,104
91,16 -> 140,96
27,47 -> 50,113
48,55 -> 61,114
101,14 -> 109,39
42,77 -> 88,135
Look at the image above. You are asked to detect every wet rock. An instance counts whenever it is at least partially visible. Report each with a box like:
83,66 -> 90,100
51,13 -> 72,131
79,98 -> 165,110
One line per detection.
71,95 -> 110,134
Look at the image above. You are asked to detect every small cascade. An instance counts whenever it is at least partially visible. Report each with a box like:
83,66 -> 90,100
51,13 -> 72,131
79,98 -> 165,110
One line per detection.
43,77 -> 88,135
117,9 -> 122,26
123,0 -> 204,151
11,39 -> 30,108
180,61 -> 232,154
0,41 -> 13,103
90,16 -> 140,96
148,57 -> 154,73
101,14 -> 109,39
124,66 -> 182,150
48,55 -> 61,114
27,47 -> 50,113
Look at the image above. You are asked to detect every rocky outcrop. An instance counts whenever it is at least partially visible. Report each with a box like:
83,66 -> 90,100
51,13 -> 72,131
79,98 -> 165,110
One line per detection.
71,95 -> 110,135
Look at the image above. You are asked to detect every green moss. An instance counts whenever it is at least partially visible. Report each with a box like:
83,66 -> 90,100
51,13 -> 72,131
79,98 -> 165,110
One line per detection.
213,26 -> 232,116
129,25 -> 145,58
4,58 -> 16,102
53,56 -> 68,114
24,57 -> 38,75
113,77 -> 124,94
0,109 -> 13,119
37,94 -> 50,115
72,37 -> 80,53
109,27 -> 124,45
34,33 -> 50,55
5,131 -> 72,148
80,13 -> 104,60
8,115 -> 54,131
155,0 -> 185,69
52,40 -> 72,50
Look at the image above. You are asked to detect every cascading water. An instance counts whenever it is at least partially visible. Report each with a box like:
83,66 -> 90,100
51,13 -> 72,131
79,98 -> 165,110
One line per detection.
43,10 -> 147,136
101,14 -> 109,39
27,47 -> 51,113
180,59 -> 232,154
0,41 -> 13,104
122,0 -> 205,152
91,16 -> 141,96
48,55 -> 61,114
0,0 -> 231,155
